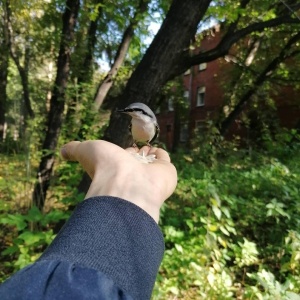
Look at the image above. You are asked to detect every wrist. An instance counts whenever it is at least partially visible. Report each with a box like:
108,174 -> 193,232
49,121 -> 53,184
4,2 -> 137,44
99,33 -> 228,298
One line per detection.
85,173 -> 162,223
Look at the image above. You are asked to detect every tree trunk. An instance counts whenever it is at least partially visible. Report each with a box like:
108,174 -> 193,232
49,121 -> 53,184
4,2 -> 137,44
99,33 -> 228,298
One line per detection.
0,5 -> 10,140
32,0 -> 80,210
219,31 -> 300,136
104,0 -> 211,147
0,60 -> 8,140
5,0 -> 34,119
65,1 -> 103,140
93,0 -> 150,110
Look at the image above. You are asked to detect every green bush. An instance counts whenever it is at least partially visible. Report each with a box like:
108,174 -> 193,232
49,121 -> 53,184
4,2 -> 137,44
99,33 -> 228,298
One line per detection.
153,135 -> 300,299
0,206 -> 69,275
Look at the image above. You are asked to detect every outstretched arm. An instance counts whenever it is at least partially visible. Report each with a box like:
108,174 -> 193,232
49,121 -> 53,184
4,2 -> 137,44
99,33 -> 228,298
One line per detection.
0,140 -> 177,300
61,140 -> 177,222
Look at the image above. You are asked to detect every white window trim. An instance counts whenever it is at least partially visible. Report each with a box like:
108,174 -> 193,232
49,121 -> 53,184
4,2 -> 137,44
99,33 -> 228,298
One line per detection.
168,97 -> 174,111
180,122 -> 189,142
197,86 -> 205,107
199,63 -> 207,71
183,90 -> 190,105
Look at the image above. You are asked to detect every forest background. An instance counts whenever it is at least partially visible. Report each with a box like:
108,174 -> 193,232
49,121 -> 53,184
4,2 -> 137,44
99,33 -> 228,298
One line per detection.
0,0 -> 300,299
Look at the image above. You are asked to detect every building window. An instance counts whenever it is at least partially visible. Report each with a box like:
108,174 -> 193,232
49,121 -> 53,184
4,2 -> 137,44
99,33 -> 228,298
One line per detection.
180,123 -> 189,142
183,90 -> 190,106
197,87 -> 205,107
168,97 -> 174,111
199,63 -> 207,71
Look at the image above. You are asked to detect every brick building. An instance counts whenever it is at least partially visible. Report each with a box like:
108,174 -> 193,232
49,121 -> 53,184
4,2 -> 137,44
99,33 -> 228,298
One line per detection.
156,26 -> 300,150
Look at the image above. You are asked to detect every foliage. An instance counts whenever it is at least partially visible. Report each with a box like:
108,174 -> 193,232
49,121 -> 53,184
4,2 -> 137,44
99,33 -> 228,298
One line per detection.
0,206 -> 68,273
153,131 -> 300,299
0,150 -> 85,281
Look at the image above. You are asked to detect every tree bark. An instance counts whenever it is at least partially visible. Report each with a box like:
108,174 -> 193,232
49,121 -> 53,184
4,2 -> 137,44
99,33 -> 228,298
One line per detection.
0,4 -> 10,140
32,0 -> 80,210
219,31 -> 300,136
93,0 -> 150,110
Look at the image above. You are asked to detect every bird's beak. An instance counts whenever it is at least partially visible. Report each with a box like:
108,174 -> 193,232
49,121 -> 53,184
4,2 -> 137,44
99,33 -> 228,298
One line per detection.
117,109 -> 126,113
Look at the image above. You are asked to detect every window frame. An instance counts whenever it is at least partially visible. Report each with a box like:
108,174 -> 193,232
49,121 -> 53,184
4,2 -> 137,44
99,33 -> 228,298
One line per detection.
196,86 -> 206,107
199,63 -> 207,71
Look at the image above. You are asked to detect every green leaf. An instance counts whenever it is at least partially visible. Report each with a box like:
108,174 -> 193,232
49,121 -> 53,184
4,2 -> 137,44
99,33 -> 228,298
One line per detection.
219,225 -> 230,236
1,245 -> 19,256
174,243 -> 183,253
24,206 -> 43,222
42,210 -> 69,225
18,231 -> 45,245
212,205 -> 222,220
0,214 -> 27,231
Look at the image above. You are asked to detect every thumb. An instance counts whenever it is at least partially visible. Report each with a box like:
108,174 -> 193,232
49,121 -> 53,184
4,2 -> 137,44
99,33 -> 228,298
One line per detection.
61,141 -> 82,161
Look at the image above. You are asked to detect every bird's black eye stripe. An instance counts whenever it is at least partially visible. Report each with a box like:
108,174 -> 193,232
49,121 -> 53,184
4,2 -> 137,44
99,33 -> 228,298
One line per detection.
124,108 -> 153,118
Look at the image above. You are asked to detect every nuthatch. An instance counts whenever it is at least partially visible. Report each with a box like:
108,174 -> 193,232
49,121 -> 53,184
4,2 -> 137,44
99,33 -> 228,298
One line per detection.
118,102 -> 160,147
118,102 -> 160,163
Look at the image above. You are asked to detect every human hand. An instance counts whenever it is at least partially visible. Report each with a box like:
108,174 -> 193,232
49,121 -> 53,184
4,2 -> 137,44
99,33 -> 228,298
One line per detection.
61,140 -> 177,222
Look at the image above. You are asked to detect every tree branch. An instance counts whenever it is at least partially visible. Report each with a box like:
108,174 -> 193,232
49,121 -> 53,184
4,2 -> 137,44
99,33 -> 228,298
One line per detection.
93,0 -> 151,110
219,31 -> 300,136
189,15 -> 299,66
168,2 -> 299,79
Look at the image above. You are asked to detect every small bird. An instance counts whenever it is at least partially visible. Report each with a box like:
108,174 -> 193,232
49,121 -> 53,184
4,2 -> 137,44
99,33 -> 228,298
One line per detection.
118,102 -> 160,163
118,102 -> 160,147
